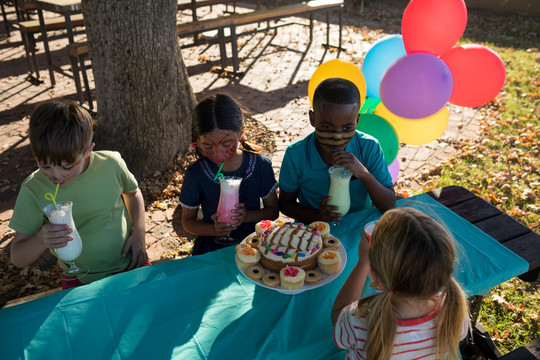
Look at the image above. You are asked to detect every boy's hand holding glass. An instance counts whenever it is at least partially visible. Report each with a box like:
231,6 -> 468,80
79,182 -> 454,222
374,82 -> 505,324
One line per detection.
332,151 -> 369,180
43,201 -> 87,278
39,222 -> 73,249
317,196 -> 343,222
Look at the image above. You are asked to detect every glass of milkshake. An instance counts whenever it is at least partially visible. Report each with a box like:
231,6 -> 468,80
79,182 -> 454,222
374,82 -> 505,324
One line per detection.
214,176 -> 242,245
327,166 -> 353,227
43,201 -> 87,279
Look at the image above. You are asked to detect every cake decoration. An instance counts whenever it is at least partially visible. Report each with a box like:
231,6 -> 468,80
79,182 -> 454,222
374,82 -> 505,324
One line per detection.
259,222 -> 323,272
284,266 -> 299,277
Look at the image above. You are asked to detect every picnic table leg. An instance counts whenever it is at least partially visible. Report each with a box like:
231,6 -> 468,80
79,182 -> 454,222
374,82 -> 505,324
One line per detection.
69,52 -> 85,105
309,14 -> 313,44
1,2 -> 9,37
339,6 -> 342,50
20,31 -> 40,82
79,55 -> 94,111
217,27 -> 227,70
230,26 -> 239,74
37,8 -> 55,86
64,14 -> 76,46
326,11 -> 330,47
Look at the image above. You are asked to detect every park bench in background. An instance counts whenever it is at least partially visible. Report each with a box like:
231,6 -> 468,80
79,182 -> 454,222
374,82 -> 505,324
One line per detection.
177,0 -> 237,21
177,0 -> 344,74
64,0 -> 343,108
18,12 -> 84,82
66,40 -> 92,110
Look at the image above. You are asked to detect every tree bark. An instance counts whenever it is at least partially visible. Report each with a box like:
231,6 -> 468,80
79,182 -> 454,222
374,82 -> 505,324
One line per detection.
81,0 -> 195,180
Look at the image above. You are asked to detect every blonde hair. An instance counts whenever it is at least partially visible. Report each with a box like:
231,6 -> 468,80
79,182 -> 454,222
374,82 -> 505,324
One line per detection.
357,207 -> 469,360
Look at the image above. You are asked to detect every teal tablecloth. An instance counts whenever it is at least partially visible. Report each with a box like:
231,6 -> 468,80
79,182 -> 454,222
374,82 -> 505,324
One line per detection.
0,194 -> 529,360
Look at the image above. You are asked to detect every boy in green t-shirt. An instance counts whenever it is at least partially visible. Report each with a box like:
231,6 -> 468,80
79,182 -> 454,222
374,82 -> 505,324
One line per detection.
9,100 -> 148,289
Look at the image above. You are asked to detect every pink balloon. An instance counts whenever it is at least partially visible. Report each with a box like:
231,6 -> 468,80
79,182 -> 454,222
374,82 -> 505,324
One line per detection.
380,53 -> 453,119
441,44 -> 506,107
388,157 -> 400,184
402,0 -> 467,56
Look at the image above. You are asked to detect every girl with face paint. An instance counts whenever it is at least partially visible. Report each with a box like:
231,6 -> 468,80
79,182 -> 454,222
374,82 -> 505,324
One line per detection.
278,78 -> 396,224
179,94 -> 279,255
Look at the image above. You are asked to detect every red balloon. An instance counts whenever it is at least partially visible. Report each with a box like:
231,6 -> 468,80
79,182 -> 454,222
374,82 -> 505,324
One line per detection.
441,44 -> 506,107
402,0 -> 467,56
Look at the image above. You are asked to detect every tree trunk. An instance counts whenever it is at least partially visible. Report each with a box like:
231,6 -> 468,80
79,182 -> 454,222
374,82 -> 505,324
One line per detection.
81,0 -> 195,180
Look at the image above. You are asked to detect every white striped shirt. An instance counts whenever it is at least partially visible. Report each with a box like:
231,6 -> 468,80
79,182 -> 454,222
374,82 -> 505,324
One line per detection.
334,301 -> 468,360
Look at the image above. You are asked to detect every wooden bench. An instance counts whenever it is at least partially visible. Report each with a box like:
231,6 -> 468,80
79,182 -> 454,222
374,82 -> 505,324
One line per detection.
18,13 -> 84,82
1,0 -> 37,37
178,0 -> 236,21
177,0 -> 344,74
499,338 -> 540,360
66,40 -> 94,110
427,186 -> 540,359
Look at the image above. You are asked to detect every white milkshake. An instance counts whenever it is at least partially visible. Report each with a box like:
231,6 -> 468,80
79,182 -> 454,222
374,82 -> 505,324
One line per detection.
327,166 -> 353,215
43,201 -> 83,262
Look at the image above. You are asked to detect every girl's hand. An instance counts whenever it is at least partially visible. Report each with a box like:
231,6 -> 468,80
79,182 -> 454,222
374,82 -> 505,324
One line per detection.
211,213 -> 234,236
231,203 -> 247,226
332,150 -> 369,180
316,196 -> 343,222
39,223 -> 73,249
358,229 -> 371,265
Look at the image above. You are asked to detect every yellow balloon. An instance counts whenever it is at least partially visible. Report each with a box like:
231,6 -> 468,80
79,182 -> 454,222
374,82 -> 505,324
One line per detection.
374,103 -> 449,145
308,59 -> 367,108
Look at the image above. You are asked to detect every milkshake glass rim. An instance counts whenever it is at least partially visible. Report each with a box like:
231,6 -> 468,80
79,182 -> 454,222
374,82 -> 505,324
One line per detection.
328,166 -> 353,179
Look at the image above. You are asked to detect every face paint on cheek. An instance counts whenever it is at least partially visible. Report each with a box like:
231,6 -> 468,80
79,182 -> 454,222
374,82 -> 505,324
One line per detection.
220,140 -> 238,164
315,130 -> 355,150
201,139 -> 239,165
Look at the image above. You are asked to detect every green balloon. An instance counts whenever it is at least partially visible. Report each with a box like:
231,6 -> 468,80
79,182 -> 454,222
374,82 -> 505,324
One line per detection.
356,114 -> 399,165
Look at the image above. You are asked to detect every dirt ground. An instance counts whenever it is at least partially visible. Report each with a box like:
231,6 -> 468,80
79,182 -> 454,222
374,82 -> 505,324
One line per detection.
0,1 -> 482,300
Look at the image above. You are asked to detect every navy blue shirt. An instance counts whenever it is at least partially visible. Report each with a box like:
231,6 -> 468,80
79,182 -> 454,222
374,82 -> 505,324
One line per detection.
179,150 -> 278,253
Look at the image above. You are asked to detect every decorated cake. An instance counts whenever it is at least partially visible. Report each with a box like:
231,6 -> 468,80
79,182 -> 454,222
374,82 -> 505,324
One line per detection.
259,221 -> 323,273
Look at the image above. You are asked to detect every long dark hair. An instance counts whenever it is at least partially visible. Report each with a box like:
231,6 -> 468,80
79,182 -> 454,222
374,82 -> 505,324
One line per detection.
191,94 -> 260,158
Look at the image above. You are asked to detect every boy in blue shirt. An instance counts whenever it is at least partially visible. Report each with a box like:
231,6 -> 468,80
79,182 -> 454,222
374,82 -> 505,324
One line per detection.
278,78 -> 396,223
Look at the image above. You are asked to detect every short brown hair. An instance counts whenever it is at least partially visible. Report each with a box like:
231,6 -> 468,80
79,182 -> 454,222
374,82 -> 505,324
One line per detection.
29,100 -> 93,165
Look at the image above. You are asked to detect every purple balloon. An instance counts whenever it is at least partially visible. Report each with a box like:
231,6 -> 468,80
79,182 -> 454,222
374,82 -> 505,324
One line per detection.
380,52 -> 453,119
388,156 -> 400,184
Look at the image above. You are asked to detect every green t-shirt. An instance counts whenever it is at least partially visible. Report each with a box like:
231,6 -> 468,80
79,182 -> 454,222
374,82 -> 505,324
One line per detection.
9,151 -> 138,284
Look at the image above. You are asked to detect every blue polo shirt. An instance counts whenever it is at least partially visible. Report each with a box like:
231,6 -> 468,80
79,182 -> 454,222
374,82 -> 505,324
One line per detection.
279,131 -> 392,213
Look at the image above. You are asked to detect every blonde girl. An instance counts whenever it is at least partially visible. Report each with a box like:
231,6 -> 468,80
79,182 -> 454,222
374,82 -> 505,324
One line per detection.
332,207 -> 469,360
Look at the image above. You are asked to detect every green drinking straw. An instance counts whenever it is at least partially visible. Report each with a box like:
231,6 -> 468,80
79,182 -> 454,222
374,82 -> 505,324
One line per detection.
44,183 -> 60,209
213,163 -> 225,181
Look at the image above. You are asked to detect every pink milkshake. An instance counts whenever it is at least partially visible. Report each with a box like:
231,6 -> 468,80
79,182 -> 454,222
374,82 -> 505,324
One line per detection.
217,177 -> 242,225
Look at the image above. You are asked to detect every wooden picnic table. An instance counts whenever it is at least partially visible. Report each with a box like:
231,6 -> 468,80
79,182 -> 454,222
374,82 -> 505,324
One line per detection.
35,0 -> 83,86
427,185 -> 539,282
